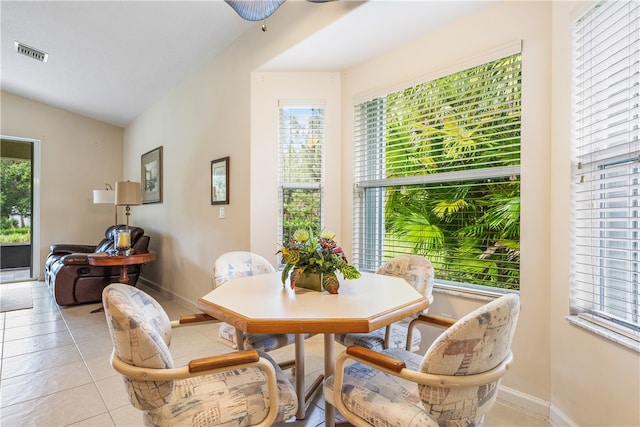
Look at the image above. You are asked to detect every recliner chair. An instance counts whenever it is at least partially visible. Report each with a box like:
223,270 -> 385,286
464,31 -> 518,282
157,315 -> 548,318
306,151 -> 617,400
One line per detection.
45,225 -> 150,306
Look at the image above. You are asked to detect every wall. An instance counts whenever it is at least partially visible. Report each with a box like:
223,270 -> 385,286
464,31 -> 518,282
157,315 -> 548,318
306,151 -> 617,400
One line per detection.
0,91 -> 123,277
250,72 -> 342,265
550,2 -> 639,426
123,1 -> 358,305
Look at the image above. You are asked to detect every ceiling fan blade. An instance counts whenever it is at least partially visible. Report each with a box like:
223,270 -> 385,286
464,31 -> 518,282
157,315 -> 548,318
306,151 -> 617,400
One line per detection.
224,0 -> 286,21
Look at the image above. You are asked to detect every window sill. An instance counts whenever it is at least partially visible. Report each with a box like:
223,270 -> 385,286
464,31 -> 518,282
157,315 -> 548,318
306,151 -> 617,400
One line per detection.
433,282 -> 517,302
566,315 -> 640,353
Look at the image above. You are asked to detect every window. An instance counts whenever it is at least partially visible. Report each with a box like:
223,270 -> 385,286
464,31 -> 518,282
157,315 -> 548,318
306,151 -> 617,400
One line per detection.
571,0 -> 640,339
278,106 -> 325,243
353,49 -> 522,291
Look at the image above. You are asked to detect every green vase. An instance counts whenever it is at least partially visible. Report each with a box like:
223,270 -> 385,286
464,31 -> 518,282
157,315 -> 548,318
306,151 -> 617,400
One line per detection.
295,271 -> 323,292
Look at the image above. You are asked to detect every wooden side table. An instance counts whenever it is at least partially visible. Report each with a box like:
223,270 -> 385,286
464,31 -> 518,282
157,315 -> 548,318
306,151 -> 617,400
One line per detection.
87,252 -> 156,285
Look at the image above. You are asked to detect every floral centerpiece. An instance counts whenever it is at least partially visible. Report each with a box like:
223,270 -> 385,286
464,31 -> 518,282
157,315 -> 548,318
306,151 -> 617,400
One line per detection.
277,229 -> 361,294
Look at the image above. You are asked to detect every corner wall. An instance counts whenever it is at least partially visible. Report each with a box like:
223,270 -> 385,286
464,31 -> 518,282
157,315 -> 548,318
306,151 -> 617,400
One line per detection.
0,91 -> 123,276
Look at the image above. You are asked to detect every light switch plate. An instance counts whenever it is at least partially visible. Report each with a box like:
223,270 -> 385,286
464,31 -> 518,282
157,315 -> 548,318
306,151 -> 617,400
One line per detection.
219,207 -> 225,219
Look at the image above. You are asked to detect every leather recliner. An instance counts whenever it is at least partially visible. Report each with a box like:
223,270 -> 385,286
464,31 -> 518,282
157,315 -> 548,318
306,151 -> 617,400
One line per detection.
45,225 -> 150,306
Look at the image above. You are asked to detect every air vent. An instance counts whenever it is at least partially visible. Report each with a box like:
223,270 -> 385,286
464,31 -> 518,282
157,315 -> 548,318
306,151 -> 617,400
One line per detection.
14,41 -> 48,63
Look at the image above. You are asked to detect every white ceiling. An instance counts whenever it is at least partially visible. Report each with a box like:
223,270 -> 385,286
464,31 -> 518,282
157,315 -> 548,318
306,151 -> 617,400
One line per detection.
1,0 -> 496,128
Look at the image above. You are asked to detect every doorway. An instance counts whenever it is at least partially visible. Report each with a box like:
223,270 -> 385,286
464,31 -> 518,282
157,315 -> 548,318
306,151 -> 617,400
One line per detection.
0,136 -> 40,283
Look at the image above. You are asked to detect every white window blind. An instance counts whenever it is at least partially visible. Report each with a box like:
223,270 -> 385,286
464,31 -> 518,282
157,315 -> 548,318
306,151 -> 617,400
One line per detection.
278,107 -> 325,243
353,51 -> 522,290
572,0 -> 640,337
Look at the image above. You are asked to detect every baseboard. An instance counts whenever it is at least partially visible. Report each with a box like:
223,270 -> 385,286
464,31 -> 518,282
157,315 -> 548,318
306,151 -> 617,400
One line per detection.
136,277 -> 195,310
549,404 -> 579,427
498,385 -> 551,420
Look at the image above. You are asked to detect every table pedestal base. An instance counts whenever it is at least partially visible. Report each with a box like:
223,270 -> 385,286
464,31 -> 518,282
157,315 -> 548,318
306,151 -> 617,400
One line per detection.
294,334 -> 325,420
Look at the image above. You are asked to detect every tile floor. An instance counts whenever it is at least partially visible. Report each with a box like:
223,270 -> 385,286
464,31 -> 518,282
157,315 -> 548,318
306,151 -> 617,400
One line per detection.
0,280 -> 552,427
0,268 -> 32,284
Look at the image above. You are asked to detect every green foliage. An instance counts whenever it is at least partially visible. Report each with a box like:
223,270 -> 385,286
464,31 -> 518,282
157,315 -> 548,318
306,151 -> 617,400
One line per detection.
1,158 -> 32,228
280,108 -> 324,243
378,54 -> 522,290
278,229 -> 361,285
0,227 -> 30,243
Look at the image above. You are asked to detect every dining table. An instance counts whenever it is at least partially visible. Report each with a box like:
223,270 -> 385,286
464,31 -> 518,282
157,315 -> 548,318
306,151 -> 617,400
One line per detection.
196,271 -> 430,426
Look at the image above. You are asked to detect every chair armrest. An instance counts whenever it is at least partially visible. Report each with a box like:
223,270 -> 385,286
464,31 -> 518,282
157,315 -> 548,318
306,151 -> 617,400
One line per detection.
415,314 -> 457,328
50,244 -> 96,255
338,345 -> 513,388
111,349 -> 269,381
61,253 -> 90,266
188,349 -> 259,373
346,345 -> 406,372
171,313 -> 220,328
405,314 -> 457,351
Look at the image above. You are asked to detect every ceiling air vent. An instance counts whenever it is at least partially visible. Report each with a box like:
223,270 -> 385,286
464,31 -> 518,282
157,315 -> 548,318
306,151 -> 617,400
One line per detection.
14,41 -> 48,63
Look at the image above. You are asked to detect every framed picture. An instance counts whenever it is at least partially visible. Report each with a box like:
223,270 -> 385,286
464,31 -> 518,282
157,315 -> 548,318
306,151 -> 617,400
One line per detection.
211,156 -> 229,205
141,146 -> 163,204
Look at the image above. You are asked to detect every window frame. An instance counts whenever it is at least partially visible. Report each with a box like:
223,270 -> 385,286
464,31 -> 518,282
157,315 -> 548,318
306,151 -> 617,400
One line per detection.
277,105 -> 326,251
352,46 -> 523,293
569,0 -> 640,347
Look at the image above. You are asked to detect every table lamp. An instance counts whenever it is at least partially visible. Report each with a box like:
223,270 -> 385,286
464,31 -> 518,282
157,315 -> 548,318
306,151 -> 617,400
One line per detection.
115,181 -> 142,254
92,183 -> 116,224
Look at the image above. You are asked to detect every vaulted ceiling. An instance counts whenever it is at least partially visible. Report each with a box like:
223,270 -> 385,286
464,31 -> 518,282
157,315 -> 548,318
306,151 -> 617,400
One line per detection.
1,1 -> 496,128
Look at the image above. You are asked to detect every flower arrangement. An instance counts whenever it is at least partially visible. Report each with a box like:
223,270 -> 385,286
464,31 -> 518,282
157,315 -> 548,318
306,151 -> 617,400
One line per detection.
277,229 -> 361,293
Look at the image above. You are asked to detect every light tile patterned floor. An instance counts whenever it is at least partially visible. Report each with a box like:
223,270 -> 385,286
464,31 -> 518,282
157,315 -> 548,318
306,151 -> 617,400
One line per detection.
0,280 -> 551,427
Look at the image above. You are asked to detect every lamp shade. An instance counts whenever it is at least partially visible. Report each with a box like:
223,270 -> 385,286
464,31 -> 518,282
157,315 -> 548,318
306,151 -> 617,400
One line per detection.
93,189 -> 115,204
115,181 -> 142,206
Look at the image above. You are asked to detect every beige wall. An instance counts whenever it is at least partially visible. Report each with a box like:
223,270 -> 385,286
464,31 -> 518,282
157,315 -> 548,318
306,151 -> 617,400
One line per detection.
0,91 -> 123,277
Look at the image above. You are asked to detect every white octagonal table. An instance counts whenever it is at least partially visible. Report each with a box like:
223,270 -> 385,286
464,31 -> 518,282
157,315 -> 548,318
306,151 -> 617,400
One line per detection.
197,271 -> 429,426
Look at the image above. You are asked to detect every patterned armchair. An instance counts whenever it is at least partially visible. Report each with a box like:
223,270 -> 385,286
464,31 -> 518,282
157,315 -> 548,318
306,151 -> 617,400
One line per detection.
335,254 -> 435,352
213,251 -> 312,353
324,293 -> 520,427
102,283 -> 298,426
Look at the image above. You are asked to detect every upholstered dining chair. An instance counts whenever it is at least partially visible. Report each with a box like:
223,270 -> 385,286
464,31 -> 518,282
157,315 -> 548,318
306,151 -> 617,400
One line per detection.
335,254 -> 435,352
102,283 -> 298,427
324,293 -> 520,427
213,251 -> 312,354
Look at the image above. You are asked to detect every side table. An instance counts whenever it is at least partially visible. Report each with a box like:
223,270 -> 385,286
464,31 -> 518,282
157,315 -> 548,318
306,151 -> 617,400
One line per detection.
87,252 -> 156,313
87,252 -> 156,285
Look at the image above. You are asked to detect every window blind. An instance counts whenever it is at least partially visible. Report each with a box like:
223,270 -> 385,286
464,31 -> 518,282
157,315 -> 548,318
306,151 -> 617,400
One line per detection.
353,51 -> 522,290
278,107 -> 325,243
572,0 -> 640,336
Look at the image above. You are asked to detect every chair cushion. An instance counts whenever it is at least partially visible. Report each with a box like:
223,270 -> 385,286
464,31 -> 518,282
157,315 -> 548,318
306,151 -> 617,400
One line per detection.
213,251 -> 305,353
104,284 -> 298,425
416,294 -> 520,424
218,322 -> 309,352
376,255 -> 434,304
144,350 -> 298,426
212,251 -> 276,289
324,348 -> 438,426
335,321 -> 422,352
103,284 -> 174,410
327,295 -> 520,427
333,255 -> 435,355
